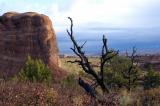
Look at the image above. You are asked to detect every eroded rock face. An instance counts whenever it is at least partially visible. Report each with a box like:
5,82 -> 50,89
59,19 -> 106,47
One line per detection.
0,12 -> 59,78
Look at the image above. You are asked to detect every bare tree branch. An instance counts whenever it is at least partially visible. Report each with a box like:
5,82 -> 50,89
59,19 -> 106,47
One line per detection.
100,35 -> 119,82
66,17 -> 119,94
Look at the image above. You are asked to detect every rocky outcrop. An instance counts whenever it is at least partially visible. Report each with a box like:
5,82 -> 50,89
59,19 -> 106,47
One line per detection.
0,12 -> 59,78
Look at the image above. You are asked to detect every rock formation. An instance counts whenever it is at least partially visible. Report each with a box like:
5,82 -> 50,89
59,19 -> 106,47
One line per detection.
0,12 -> 59,78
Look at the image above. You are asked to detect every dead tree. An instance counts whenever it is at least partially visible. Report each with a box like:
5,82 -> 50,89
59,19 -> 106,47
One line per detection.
66,17 -> 118,93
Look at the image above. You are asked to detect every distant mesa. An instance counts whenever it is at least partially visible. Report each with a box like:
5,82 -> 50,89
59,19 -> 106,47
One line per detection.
0,12 -> 61,78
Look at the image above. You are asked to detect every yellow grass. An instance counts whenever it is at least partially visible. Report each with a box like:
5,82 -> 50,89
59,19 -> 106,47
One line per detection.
60,57 -> 100,75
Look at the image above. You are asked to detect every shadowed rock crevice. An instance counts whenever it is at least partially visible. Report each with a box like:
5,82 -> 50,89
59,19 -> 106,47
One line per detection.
0,12 -> 60,78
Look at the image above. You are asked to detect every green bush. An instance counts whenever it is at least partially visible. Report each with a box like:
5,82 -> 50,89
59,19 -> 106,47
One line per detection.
104,56 -> 139,90
17,56 -> 52,84
144,69 -> 160,89
104,67 -> 127,89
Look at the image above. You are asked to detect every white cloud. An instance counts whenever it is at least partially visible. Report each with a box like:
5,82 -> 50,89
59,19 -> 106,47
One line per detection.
0,0 -> 159,32
48,0 -> 156,32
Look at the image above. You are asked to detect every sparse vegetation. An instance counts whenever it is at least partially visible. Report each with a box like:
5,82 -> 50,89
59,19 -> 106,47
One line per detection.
0,80 -> 58,106
1,56 -> 160,105
15,56 -> 53,85
144,69 -> 160,89
0,18 -> 160,106
104,53 -> 141,91
63,17 -> 160,105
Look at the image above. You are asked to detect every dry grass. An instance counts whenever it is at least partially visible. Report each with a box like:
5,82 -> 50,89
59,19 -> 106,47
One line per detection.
0,80 -> 58,106
0,79 -> 120,106
60,57 -> 100,75
119,88 -> 160,106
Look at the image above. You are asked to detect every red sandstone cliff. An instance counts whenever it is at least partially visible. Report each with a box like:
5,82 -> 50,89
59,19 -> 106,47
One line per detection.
0,12 -> 60,78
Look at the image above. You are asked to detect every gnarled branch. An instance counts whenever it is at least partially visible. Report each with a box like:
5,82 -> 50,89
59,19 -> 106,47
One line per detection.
66,17 -> 118,94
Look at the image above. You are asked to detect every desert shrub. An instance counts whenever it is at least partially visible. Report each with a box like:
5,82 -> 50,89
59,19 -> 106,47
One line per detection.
16,56 -> 52,84
0,80 -> 58,106
143,69 -> 160,89
104,56 -> 139,90
104,67 -> 127,89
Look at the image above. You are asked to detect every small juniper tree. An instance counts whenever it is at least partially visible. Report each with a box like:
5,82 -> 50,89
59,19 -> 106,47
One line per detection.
120,47 -> 139,91
17,56 -> 52,85
103,55 -> 129,89
104,49 -> 140,91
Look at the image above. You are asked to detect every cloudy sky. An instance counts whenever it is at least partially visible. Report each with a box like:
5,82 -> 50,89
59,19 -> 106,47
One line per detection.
0,0 -> 160,32
0,0 -> 160,54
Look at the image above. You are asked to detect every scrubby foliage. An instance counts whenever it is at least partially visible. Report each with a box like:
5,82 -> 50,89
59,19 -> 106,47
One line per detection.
104,56 -> 129,89
1,55 -> 160,105
104,55 -> 140,90
1,79 -> 160,106
0,80 -> 58,106
1,77 -> 120,106
144,69 -> 160,89
16,56 -> 52,84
